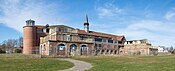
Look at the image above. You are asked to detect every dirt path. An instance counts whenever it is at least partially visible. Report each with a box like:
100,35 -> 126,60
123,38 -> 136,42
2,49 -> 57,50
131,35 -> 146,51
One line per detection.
58,58 -> 92,71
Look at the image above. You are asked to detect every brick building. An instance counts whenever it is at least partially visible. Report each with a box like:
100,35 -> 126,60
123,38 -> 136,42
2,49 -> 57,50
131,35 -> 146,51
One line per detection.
122,39 -> 158,55
23,16 -> 126,56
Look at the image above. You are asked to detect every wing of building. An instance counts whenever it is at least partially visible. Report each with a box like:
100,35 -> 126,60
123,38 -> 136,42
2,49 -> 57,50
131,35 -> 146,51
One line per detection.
23,16 -> 126,56
122,39 -> 158,55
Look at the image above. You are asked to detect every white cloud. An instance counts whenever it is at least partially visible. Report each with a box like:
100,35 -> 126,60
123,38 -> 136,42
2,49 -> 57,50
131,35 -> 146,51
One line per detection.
165,8 -> 175,20
96,3 -> 123,17
144,4 -> 153,18
0,0 -> 64,32
116,20 -> 175,47
94,1 -> 175,47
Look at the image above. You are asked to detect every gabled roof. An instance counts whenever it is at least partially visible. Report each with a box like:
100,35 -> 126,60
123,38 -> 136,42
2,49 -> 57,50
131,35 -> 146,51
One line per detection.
77,29 -> 125,41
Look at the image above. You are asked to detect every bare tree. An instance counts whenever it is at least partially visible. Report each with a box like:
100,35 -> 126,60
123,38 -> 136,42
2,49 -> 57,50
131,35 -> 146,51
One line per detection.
17,37 -> 23,48
0,37 -> 23,53
167,46 -> 174,54
0,43 -> 6,53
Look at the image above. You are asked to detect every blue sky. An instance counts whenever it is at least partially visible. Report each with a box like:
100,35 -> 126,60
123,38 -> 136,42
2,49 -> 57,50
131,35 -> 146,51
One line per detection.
0,0 -> 175,47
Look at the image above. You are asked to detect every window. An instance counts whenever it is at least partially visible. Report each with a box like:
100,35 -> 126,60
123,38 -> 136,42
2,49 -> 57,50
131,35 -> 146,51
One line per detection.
59,46 -> 65,50
79,36 -> 85,41
57,44 -> 65,50
37,29 -> 43,33
118,41 -> 122,44
58,28 -> 61,32
104,44 -> 107,48
108,45 -> 111,48
95,38 -> 102,42
40,45 -> 42,51
81,45 -> 87,51
70,35 -> 72,41
64,28 -> 67,32
63,34 -> 67,41
99,44 -> 102,47
95,44 -> 98,47
114,41 -> 118,43
67,35 -> 70,41
43,44 -> 46,51
108,39 -> 113,43
102,39 -> 107,42
81,47 -> 87,51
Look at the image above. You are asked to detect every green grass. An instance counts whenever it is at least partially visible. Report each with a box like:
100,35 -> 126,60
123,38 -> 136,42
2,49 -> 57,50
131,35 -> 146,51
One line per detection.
0,58 -> 74,71
0,53 -> 41,58
73,55 -> 175,71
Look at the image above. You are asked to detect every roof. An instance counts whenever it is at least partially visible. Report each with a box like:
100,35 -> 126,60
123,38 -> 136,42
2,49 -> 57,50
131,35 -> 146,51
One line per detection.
26,19 -> 35,22
77,30 -> 125,41
49,25 -> 74,29
35,25 -> 44,29
127,39 -> 148,41
34,24 -> 125,41
35,25 -> 74,29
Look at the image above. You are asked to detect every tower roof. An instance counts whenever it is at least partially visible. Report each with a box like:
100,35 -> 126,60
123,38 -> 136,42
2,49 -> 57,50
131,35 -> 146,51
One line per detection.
84,15 -> 89,25
26,19 -> 35,26
26,19 -> 35,22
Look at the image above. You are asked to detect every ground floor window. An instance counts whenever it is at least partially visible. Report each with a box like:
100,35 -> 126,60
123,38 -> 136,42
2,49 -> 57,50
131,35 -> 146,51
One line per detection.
57,44 -> 65,50
81,45 -> 87,51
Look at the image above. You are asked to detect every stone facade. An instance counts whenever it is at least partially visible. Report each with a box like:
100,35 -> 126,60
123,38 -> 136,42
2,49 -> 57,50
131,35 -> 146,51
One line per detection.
122,39 -> 158,55
23,16 -> 126,56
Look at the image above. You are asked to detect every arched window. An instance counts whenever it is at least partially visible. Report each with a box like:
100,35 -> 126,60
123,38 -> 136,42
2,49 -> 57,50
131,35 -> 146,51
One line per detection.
40,45 -> 42,50
43,44 -> 46,51
57,44 -> 65,50
81,45 -> 87,51
40,45 -> 42,48
70,44 -> 77,50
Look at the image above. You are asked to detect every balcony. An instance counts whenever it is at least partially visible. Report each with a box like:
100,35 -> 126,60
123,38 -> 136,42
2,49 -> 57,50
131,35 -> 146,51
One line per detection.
41,35 -> 57,43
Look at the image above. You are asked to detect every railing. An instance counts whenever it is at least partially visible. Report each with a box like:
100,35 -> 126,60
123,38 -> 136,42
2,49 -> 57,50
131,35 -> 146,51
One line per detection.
42,35 -> 57,42
41,34 -> 125,46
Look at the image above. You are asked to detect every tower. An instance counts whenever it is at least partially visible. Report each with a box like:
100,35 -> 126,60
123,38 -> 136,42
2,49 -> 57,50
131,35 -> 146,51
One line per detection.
23,19 -> 37,54
84,15 -> 89,32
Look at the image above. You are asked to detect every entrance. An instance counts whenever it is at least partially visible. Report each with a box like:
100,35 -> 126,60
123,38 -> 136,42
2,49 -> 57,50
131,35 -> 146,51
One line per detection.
80,45 -> 88,55
69,44 -> 77,56
57,44 -> 66,55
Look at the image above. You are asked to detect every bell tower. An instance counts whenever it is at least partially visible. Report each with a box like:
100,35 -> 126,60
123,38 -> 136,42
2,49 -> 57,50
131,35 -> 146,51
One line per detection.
84,15 -> 89,32
26,19 -> 35,26
23,19 -> 37,54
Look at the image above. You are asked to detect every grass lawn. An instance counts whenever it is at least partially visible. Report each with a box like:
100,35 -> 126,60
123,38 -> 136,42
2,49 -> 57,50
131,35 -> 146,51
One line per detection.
73,55 -> 175,71
0,53 -> 41,58
0,57 -> 74,71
